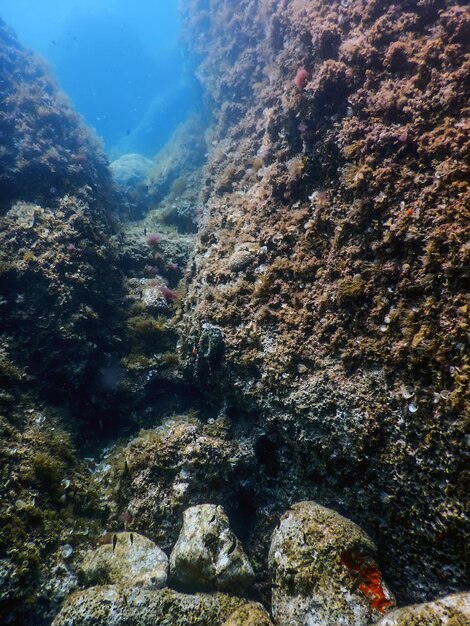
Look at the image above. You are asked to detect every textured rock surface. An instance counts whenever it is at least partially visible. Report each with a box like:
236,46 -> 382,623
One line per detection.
0,22 -> 204,625
180,0 -> 470,603
0,16 -> 121,406
221,602 -> 274,626
170,504 -> 254,591
146,116 -> 206,207
0,19 -> 122,623
80,532 -> 168,588
52,585 -> 245,626
269,501 -> 395,626
101,415 -> 263,556
0,21 -> 110,211
375,592 -> 470,625
1,2 -> 469,624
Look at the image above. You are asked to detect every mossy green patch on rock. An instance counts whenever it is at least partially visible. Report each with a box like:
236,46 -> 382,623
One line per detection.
0,405 -> 102,622
102,415 -> 249,551
221,602 -> 274,626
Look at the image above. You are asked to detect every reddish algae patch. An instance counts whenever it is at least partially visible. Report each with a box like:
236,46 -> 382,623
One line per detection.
341,550 -> 393,613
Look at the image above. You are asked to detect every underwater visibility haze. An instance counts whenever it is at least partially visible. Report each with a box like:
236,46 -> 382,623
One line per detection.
0,0 -> 469,625
1,0 -> 198,155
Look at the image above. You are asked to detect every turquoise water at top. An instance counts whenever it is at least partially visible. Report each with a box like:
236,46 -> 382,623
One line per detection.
1,0 -> 199,157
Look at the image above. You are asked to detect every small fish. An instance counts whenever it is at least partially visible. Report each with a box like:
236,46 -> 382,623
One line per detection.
126,129 -> 130,136
112,534 -> 117,552
227,536 -> 237,555
130,533 -> 134,545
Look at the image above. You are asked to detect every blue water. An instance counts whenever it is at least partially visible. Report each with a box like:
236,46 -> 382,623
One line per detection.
1,0 -> 199,157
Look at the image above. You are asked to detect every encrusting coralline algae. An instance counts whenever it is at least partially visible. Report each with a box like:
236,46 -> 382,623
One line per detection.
0,0 -> 468,625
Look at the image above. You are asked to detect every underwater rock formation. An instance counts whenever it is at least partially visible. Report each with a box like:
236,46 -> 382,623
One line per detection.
221,602 -> 275,626
180,0 -> 470,603
170,504 -> 254,591
99,415 -> 261,555
269,501 -> 395,626
146,115 -> 207,233
0,20 -> 111,211
110,153 -> 154,189
375,592 -> 470,625
0,18 -> 122,413
0,19 -> 125,624
109,153 -> 154,219
80,531 -> 168,588
52,585 -> 246,626
1,0 -> 469,623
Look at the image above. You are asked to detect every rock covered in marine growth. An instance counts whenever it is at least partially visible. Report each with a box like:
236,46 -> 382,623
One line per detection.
170,504 -> 254,591
269,501 -> 395,626
375,592 -> 470,626
0,19 -> 123,625
80,532 -> 168,588
52,585 -> 245,626
221,602 -> 275,626
0,19 -> 111,210
180,0 -> 470,604
109,153 -> 154,189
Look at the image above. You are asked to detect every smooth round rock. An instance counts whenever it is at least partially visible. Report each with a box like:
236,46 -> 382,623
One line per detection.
110,153 -> 153,188
52,585 -> 246,626
375,592 -> 470,625
170,504 -> 254,592
269,501 -> 395,626
80,532 -> 168,588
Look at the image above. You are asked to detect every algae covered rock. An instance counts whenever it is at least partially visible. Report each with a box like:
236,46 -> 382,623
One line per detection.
170,504 -> 254,591
80,532 -> 168,588
221,602 -> 274,626
52,585 -> 245,626
107,415 -> 251,552
180,0 -> 470,605
375,592 -> 470,626
110,153 -> 154,189
269,501 -> 395,626
0,19 -> 111,210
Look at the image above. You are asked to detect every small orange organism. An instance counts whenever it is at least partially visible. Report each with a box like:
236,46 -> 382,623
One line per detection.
340,550 -> 394,613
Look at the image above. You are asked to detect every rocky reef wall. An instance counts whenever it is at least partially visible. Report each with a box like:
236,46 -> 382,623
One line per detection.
0,20 -> 124,624
0,20 -> 206,625
0,19 -> 123,412
1,3 -> 469,624
180,0 -> 469,603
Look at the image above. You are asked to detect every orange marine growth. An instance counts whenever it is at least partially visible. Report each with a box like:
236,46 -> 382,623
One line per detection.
340,550 -> 394,613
